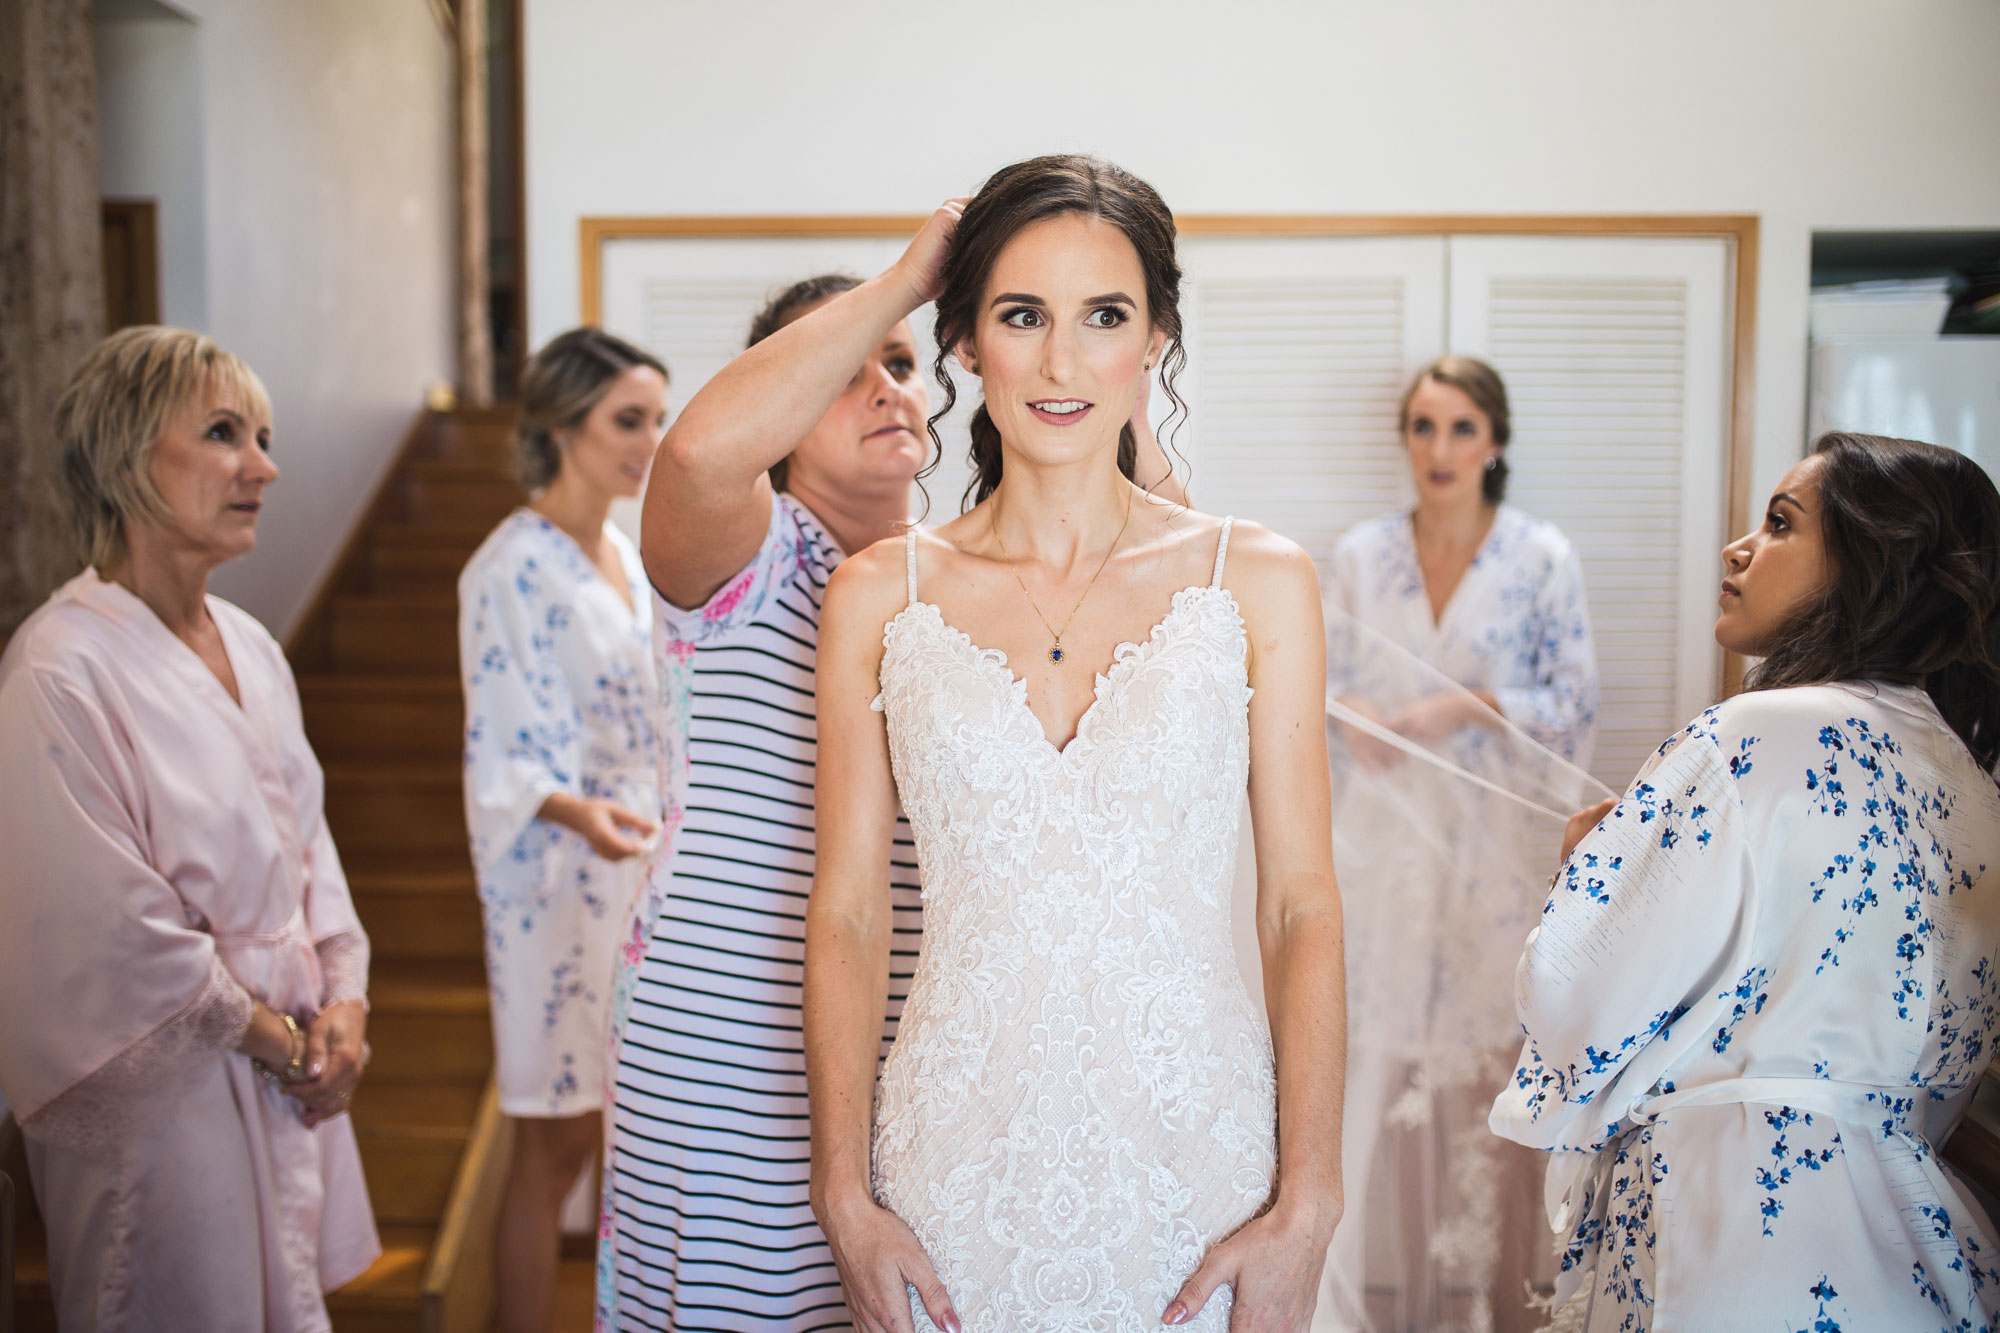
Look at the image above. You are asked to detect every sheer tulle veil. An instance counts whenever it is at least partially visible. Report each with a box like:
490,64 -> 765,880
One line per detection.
1231,600 -> 1615,1333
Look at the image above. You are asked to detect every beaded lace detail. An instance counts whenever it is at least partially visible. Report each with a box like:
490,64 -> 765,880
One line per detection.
869,521 -> 1276,1332
21,956 -> 254,1159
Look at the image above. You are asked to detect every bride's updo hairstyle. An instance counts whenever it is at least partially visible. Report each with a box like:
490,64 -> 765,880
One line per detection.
927,154 -> 1186,510
1749,432 -> 2000,770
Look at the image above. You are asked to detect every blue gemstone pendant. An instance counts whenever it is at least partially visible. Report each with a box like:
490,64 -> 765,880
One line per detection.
1049,645 -> 1066,664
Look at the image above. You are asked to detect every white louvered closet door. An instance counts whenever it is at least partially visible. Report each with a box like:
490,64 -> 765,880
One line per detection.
596,236 -> 981,531
1176,238 -> 1447,581
1447,236 -> 1732,793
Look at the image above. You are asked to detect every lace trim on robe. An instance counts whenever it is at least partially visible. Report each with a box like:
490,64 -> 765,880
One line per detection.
20,956 -> 254,1159
316,928 -> 370,1011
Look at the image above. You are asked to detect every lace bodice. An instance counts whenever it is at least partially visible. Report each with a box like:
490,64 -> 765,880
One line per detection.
869,520 -> 1277,1332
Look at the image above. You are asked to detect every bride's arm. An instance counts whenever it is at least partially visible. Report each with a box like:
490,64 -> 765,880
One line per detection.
1165,522 -> 1345,1331
806,545 -> 961,1333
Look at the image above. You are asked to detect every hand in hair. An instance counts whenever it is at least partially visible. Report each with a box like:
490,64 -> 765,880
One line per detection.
890,199 -> 968,309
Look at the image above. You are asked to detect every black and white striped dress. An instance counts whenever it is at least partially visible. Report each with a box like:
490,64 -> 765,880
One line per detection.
601,495 -> 922,1331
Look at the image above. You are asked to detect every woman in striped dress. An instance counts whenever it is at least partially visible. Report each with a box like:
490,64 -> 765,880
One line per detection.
595,275 -> 930,1332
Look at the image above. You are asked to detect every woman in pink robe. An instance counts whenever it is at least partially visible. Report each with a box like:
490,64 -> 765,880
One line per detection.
0,326 -> 379,1331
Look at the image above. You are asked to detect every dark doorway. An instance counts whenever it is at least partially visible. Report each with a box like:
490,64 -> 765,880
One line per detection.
101,198 -> 160,330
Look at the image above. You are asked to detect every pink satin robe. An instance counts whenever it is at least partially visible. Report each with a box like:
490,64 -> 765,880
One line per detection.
0,571 -> 379,1332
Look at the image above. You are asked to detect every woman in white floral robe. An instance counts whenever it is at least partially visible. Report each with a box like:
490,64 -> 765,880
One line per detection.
458,327 -> 666,1333
1323,358 -> 1598,1333
1495,432 -> 2000,1333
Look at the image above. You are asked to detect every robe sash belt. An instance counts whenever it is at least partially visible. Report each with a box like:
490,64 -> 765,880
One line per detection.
211,904 -> 324,1019
1545,1077 -> 1935,1236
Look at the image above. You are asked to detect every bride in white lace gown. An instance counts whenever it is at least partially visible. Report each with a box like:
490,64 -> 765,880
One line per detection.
802,157 -> 1348,1333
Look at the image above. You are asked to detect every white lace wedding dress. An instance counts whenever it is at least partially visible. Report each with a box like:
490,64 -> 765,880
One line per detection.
869,519 -> 1277,1333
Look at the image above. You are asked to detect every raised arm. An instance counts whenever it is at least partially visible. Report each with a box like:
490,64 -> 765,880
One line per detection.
1166,524 -> 1345,1330
804,544 -> 959,1333
644,203 -> 965,608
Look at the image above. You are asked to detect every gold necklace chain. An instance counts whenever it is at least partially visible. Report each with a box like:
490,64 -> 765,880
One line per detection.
989,488 -> 1134,665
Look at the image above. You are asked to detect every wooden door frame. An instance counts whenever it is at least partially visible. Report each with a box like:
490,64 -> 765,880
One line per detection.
101,198 -> 162,329
580,212 -> 1759,692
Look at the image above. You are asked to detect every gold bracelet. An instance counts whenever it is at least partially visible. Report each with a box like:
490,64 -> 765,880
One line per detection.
252,1011 -> 307,1085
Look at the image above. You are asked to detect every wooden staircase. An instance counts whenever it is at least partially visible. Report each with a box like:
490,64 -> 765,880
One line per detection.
297,406 -> 523,1333
1,407 -> 530,1333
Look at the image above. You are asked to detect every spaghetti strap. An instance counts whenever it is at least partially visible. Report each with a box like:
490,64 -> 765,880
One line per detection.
1210,517 -> 1235,588
905,528 -> 919,605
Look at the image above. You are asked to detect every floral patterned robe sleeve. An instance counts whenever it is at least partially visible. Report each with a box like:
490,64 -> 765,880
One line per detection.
459,554 -> 583,887
1498,713 -> 1753,1149
1490,542 -> 1598,764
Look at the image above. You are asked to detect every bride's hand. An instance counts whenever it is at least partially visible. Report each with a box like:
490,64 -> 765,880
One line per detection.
1162,1203 -> 1332,1331
821,1192 -> 960,1333
891,199 -> 969,309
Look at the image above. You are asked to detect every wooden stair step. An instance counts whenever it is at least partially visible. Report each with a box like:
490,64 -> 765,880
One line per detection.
370,958 -> 490,1013
411,410 -> 519,465
323,763 -> 463,854
352,1077 -> 486,1140
343,840 -> 476,871
366,1013 -> 490,1083
367,540 -> 475,593
356,1128 -> 468,1216
340,845 -> 479,880
385,470 -> 524,526
355,882 -> 484,962
404,458 -> 520,484
357,1136 -> 465,1225
325,1222 -> 433,1331
300,676 -> 464,759
326,596 -> 460,674
365,959 -> 492,1082
366,512 -> 503,545
366,522 -> 495,552
348,865 -> 476,893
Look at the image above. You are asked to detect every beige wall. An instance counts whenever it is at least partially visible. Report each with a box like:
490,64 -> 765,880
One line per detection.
95,0 -> 456,638
524,0 -> 2000,524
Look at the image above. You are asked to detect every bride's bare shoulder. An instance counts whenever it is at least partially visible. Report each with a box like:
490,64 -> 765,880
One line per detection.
823,531 -> 915,632
1207,516 -> 1322,630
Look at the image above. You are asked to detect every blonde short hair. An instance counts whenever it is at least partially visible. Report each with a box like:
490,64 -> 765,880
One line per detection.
52,326 -> 271,570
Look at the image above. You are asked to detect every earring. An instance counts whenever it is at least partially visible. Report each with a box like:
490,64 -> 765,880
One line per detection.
1484,457 -> 1498,472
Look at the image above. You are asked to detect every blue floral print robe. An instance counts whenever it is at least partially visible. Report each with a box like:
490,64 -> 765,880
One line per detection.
1493,682 -> 2000,1332
458,510 -> 660,1117
1321,505 -> 1599,1331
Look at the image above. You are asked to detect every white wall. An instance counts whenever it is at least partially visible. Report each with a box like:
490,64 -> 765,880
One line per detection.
94,0 -> 455,638
95,3 -> 208,329
524,0 -> 2000,519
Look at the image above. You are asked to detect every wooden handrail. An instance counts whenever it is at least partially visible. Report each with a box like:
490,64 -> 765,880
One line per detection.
420,1077 -> 515,1333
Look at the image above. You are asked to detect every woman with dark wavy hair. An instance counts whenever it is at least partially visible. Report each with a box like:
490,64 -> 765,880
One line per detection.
1492,433 -> 2000,1331
804,156 -> 1346,1333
